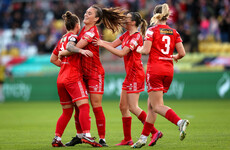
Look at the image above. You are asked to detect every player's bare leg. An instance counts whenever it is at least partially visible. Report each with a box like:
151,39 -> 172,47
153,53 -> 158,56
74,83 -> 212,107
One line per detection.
127,92 -> 142,116
149,91 -> 189,140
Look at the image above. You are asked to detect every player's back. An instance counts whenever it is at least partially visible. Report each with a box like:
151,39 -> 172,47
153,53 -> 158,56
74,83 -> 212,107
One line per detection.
146,24 -> 182,75
54,32 -> 81,83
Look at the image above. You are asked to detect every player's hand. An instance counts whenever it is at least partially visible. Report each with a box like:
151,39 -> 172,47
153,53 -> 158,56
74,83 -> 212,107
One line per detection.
136,46 -> 143,53
58,51 -> 64,59
92,38 -> 103,47
81,50 -> 93,57
92,38 -> 98,46
172,55 -> 178,63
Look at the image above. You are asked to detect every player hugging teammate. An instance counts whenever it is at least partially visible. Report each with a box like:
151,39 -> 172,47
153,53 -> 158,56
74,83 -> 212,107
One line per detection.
51,3 -> 189,148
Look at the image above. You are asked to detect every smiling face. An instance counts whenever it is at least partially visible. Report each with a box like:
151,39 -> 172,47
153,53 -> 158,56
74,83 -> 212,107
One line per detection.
83,7 -> 99,25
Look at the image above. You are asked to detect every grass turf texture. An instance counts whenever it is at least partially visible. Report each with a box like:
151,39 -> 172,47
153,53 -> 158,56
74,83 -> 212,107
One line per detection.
0,100 -> 230,150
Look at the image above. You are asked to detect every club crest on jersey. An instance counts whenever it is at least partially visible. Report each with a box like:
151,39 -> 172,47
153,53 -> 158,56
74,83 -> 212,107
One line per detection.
160,28 -> 173,35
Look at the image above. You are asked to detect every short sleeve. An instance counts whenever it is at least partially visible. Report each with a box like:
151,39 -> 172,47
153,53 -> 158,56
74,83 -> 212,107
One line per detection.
82,31 -> 95,43
119,33 -> 124,41
68,35 -> 78,43
52,40 -> 61,56
175,31 -> 183,43
127,38 -> 139,51
144,28 -> 154,41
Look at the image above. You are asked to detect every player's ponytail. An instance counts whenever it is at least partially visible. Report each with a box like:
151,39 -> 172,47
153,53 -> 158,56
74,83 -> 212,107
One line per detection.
62,11 -> 80,31
140,18 -> 148,36
150,3 -> 170,25
129,12 -> 148,36
91,5 -> 127,33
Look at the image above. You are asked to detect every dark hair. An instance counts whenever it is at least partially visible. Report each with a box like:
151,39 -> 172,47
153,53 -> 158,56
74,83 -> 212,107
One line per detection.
129,12 -> 148,36
151,3 -> 170,25
91,5 -> 127,33
62,11 -> 80,31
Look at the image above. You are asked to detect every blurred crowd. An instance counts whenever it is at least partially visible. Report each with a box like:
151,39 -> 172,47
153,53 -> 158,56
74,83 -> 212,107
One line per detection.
0,0 -> 230,56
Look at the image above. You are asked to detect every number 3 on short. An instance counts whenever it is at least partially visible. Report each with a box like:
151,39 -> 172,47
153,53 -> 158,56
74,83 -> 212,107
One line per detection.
161,35 -> 170,54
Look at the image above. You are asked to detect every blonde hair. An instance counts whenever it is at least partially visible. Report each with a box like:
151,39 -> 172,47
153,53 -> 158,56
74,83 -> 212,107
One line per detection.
150,3 -> 170,25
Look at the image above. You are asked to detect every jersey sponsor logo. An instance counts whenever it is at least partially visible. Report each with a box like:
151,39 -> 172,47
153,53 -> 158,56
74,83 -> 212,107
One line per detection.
86,32 -> 95,38
131,39 -> 138,47
160,28 -> 173,35
129,39 -> 138,50
159,57 -> 173,60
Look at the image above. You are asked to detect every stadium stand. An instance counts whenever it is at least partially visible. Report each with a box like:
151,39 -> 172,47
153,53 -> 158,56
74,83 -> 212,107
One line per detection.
0,0 -> 230,76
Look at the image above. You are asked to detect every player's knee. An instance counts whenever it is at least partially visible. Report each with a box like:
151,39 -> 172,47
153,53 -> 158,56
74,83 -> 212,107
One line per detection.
91,101 -> 102,108
129,105 -> 138,114
119,104 -> 128,113
152,104 -> 161,114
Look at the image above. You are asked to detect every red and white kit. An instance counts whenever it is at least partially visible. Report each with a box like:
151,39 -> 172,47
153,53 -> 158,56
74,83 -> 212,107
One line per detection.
119,31 -> 145,93
53,32 -> 88,105
144,24 -> 182,93
77,25 -> 105,94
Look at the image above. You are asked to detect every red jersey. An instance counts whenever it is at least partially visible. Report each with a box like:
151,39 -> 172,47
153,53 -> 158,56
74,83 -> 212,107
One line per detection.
144,24 -> 182,76
77,25 -> 104,77
52,32 -> 82,83
119,31 -> 145,82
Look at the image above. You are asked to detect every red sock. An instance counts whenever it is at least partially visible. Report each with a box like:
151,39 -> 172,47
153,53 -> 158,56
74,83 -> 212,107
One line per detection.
93,107 -> 105,139
78,104 -> 91,133
141,122 -> 153,136
55,107 -> 73,137
138,111 -> 147,124
138,111 -> 158,134
165,109 -> 181,125
151,125 -> 158,134
122,117 -> 132,141
74,105 -> 83,134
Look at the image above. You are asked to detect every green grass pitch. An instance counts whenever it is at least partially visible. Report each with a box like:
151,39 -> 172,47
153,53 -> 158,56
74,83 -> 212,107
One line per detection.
0,100 -> 230,150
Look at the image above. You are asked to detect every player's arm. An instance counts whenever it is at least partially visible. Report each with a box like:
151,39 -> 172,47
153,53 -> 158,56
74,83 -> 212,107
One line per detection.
172,42 -> 186,62
50,53 -> 61,67
96,39 -> 129,58
66,41 -> 85,53
66,41 -> 93,57
136,40 -> 152,55
100,38 -> 122,48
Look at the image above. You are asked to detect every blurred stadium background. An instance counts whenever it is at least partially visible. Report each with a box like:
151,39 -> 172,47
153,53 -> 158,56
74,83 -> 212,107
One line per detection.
0,0 -> 230,102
